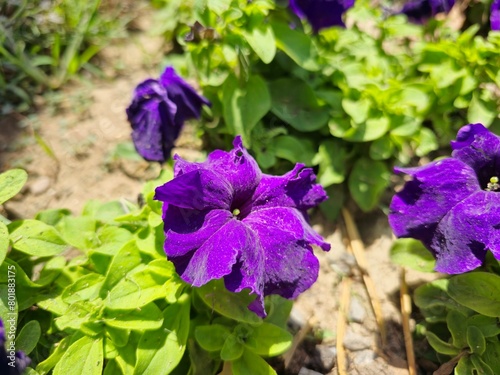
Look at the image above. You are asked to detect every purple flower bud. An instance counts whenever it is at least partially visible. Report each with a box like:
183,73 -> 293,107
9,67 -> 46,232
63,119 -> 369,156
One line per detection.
0,318 -> 31,375
389,123 -> 500,274
126,67 -> 210,163
154,136 -> 330,317
289,0 -> 355,32
492,0 -> 500,30
400,0 -> 455,23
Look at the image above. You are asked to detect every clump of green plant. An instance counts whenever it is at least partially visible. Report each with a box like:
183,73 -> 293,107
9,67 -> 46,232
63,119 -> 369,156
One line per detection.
0,0 -> 131,112
159,0 -> 500,216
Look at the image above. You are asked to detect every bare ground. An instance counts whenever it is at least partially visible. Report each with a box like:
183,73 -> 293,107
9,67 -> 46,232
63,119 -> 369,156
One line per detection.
0,20 -> 438,375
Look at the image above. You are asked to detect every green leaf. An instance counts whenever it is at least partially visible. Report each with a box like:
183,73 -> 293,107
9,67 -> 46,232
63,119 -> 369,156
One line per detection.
482,340 -> 500,374
456,356 -> 475,375
425,331 -> 459,356
92,227 -> 133,256
197,279 -> 261,324
53,336 -> 103,375
470,354 -> 494,375
231,349 -> 277,375
134,294 -> 190,375
62,274 -> 104,304
195,324 -> 232,351
100,240 -> 142,297
221,334 -> 244,361
82,200 -> 128,224
466,315 -> 500,338
207,0 -> 231,14
105,260 -> 180,309
264,295 -> 293,329
269,78 -> 329,132
57,216 -> 96,250
414,279 -> 471,318
0,221 -> 8,265
271,21 -> 318,71
446,310 -> 467,349
467,326 -> 486,355
55,302 -> 98,331
314,140 -> 347,186
468,92 -> 496,127
35,208 -> 71,226
415,128 -> 438,157
342,98 -> 370,124
243,23 -> 276,64
389,238 -> 436,272
342,116 -> 390,142
448,272 -> 500,317
36,335 -> 73,375
369,136 -> 394,161
245,322 -> 292,356
16,320 -> 41,355
0,169 -> 28,204
273,135 -> 315,166
9,220 -> 68,256
222,74 -> 271,144
103,302 -> 163,330
348,159 -> 390,212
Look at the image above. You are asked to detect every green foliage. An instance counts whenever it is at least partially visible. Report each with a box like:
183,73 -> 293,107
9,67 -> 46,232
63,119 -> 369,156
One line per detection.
0,0 -> 131,112
389,238 -> 436,272
160,0 -> 500,215
0,168 -> 293,374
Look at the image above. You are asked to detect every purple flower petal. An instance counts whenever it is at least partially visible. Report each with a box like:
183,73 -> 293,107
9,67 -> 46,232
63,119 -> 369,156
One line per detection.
400,0 -> 454,23
155,136 -> 329,316
289,0 -> 354,32
492,0 -> 500,30
126,67 -> 210,163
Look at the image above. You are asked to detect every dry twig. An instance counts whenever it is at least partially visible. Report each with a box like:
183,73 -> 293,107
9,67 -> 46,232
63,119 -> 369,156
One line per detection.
336,277 -> 352,375
400,268 -> 417,375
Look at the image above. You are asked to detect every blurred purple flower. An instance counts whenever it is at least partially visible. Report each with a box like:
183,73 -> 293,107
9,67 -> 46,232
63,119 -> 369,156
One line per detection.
389,123 -> 500,274
0,319 -> 30,375
289,0 -> 355,32
491,0 -> 500,30
154,136 -> 330,317
400,0 -> 454,23
126,66 -> 210,163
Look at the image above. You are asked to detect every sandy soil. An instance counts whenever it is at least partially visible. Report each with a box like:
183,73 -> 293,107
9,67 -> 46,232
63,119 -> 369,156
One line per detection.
0,18 -> 438,375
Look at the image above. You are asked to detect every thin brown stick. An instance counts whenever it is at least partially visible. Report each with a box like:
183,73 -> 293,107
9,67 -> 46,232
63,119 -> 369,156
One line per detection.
341,207 -> 387,348
283,317 -> 314,369
337,277 -> 352,375
400,268 -> 417,375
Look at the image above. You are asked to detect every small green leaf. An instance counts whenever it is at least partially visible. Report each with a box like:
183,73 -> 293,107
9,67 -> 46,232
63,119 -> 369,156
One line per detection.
369,136 -> 394,160
343,116 -> 390,142
389,238 -> 436,272
244,323 -> 292,356
415,128 -> 438,157
62,274 -> 104,304
53,336 -> 103,375
273,135 -> 315,166
482,340 -> 500,374
470,354 -> 494,375
231,349 -> 277,375
9,220 -> 68,256
16,320 -> 41,355
448,272 -> 500,317
0,221 -> 8,265
467,326 -> 486,355
103,302 -> 163,330
0,169 -> 28,204
207,0 -> 231,14
243,23 -> 276,64
447,310 -> 467,349
468,92 -> 496,127
57,216 -> 96,250
342,98 -> 370,124
348,158 -> 390,212
36,335 -> 73,375
221,334 -> 244,361
55,302 -> 98,331
315,140 -> 347,186
195,324 -> 232,351
466,315 -> 500,338
426,331 -> 459,356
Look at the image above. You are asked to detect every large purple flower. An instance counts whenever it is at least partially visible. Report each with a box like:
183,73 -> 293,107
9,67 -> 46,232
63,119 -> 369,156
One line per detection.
400,0 -> 455,23
126,67 -> 210,163
492,0 -> 500,31
154,136 -> 330,317
289,0 -> 355,32
0,319 -> 30,375
389,123 -> 500,274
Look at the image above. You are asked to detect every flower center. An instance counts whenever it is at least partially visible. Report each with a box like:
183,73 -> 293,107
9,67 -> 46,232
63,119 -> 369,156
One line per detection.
486,176 -> 500,192
232,208 -> 241,218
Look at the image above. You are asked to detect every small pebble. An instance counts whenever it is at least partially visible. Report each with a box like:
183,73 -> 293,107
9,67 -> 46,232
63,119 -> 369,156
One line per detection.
30,176 -> 51,196
329,251 -> 356,276
316,344 -> 336,370
349,296 -> 366,323
298,368 -> 322,375
343,329 -> 372,351
352,349 -> 377,365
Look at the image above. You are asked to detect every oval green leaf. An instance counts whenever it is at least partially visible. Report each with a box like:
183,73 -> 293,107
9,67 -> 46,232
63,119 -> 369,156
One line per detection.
0,169 -> 28,205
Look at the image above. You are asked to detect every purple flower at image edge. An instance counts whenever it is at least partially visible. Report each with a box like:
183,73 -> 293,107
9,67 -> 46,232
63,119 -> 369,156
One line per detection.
389,123 -> 500,274
289,0 -> 355,32
400,0 -> 455,23
0,319 -> 30,375
126,67 -> 210,163
154,136 -> 331,317
491,0 -> 500,30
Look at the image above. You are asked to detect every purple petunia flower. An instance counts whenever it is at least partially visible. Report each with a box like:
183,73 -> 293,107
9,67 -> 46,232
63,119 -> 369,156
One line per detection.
389,123 -> 500,274
289,0 -> 355,32
400,0 -> 454,23
154,136 -> 330,317
126,66 -> 210,163
0,319 -> 30,375
492,0 -> 500,30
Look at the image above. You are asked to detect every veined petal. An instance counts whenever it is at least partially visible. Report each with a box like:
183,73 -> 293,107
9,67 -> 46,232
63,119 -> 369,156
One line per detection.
389,158 -> 480,244
154,169 -> 233,211
244,163 -> 327,214
432,191 -> 500,273
289,0 -> 354,31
